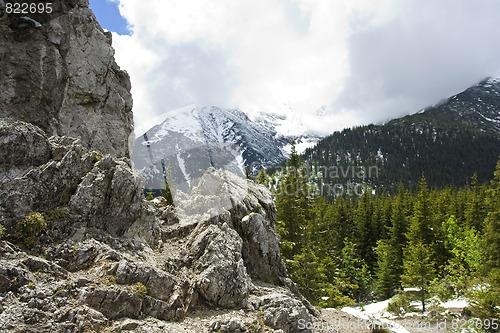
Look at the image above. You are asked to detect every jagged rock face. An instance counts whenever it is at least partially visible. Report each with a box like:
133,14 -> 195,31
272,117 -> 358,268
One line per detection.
0,165 -> 314,332
0,0 -> 133,158
185,222 -> 250,309
172,168 -> 287,282
0,119 -> 158,244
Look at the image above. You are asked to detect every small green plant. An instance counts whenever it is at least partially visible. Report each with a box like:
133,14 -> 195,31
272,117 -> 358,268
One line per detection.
16,212 -> 47,247
387,293 -> 414,317
72,242 -> 80,257
132,282 -> 148,298
101,275 -> 116,286
371,328 -> 390,333
145,190 -> 154,201
257,309 -> 265,332
93,152 -> 103,162
0,223 -> 6,240
45,207 -> 69,221
160,180 -> 175,206
26,281 -> 36,290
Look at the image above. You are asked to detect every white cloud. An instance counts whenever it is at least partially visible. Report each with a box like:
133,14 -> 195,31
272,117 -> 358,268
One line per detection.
111,0 -> 500,136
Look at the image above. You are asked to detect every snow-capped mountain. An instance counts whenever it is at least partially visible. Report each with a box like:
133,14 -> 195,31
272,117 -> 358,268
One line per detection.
410,78 -> 500,134
131,105 -> 315,192
302,77 -> 500,192
418,77 -> 500,134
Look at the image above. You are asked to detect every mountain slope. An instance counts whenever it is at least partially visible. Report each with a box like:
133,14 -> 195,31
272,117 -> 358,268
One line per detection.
131,106 -> 291,192
303,77 -> 500,195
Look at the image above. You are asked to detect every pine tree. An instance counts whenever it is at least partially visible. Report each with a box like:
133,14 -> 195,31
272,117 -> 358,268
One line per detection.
287,245 -> 326,304
374,239 -> 399,299
387,185 -> 410,286
337,238 -> 372,302
483,158 -> 500,271
275,141 -> 312,258
402,241 -> 435,312
407,176 -> 434,246
353,187 -> 376,270
255,168 -> 270,187
465,173 -> 486,231
402,176 -> 436,312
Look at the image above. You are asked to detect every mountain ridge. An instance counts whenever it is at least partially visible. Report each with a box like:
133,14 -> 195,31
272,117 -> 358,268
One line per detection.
303,77 -> 500,195
132,105 -> 319,192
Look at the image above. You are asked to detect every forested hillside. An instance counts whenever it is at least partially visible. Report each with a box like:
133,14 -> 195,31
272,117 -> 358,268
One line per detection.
303,78 -> 500,194
258,146 -> 500,326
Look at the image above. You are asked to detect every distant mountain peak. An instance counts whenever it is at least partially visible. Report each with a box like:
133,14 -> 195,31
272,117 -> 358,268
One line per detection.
132,106 -> 301,191
303,77 -> 500,194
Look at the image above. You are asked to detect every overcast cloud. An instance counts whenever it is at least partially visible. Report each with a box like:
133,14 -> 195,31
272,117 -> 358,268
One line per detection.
110,0 -> 500,136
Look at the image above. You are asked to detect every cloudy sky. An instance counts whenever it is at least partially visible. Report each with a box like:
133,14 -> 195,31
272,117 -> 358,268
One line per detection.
90,0 -> 500,136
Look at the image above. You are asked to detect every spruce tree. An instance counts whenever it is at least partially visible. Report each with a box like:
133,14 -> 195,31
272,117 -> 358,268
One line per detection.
483,158 -> 500,271
255,167 -> 270,187
402,176 -> 436,312
387,185 -> 410,285
337,238 -> 372,302
407,176 -> 434,246
374,239 -> 399,299
465,173 -> 486,231
402,241 -> 435,312
275,141 -> 312,258
353,187 -> 376,270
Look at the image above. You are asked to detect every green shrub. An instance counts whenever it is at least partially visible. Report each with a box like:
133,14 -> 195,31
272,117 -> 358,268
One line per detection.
16,212 -> 47,247
468,269 -> 500,328
132,282 -> 148,298
0,224 -> 5,240
145,190 -> 154,201
101,275 -> 116,286
45,207 -> 69,221
387,293 -> 414,317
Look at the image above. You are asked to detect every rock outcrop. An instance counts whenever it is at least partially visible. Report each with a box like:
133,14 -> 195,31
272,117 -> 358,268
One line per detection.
0,1 -> 317,332
0,0 -> 133,158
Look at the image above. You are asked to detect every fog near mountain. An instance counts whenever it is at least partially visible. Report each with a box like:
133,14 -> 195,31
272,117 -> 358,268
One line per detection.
303,77 -> 500,194
111,0 -> 500,137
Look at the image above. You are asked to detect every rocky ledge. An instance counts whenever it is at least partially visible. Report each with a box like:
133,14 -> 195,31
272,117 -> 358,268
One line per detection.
0,124 -> 315,331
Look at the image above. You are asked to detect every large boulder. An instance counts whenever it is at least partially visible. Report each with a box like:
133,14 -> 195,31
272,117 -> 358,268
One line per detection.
184,222 -> 250,309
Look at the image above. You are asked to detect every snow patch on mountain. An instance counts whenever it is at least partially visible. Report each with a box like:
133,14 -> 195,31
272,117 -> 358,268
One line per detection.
132,105 -> 315,191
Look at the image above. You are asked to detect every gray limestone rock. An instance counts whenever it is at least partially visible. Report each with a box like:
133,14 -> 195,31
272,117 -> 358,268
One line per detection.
0,120 -> 160,244
240,212 -> 287,283
185,222 -> 250,309
79,287 -> 143,320
0,0 -> 133,158
115,260 -> 179,302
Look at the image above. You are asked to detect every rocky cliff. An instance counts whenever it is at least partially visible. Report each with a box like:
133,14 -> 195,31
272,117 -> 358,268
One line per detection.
0,0 -> 133,158
0,1 -> 317,332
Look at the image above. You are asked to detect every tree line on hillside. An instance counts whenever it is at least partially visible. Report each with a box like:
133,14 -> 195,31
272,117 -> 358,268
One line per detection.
302,120 -> 500,192
256,144 -> 500,327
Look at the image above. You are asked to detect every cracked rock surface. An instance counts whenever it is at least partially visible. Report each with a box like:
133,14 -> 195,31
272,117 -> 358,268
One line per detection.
0,0 -> 133,158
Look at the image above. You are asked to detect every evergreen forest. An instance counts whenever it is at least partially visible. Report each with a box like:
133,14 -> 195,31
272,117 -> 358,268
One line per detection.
256,144 -> 500,327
